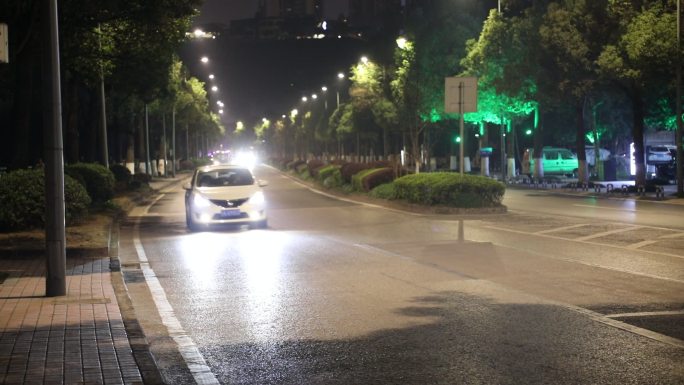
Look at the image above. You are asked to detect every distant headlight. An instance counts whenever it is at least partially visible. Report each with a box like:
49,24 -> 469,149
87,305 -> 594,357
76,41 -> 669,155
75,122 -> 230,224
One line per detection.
246,191 -> 265,205
193,193 -> 211,208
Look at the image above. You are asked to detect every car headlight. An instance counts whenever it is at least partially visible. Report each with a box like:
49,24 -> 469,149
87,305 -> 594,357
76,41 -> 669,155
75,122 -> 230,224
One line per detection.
246,191 -> 265,205
193,193 -> 211,208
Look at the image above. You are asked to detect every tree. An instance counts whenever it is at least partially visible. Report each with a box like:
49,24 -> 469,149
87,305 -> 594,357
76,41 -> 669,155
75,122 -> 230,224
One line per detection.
539,0 -> 613,183
597,0 -> 677,186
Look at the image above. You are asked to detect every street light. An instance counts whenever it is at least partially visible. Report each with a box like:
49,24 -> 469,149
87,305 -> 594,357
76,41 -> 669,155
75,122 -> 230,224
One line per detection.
302,96 -> 308,102
200,56 -> 209,63
211,85 -> 218,92
336,73 -> 345,107
311,94 -> 317,100
360,56 -> 368,64
209,74 -> 215,79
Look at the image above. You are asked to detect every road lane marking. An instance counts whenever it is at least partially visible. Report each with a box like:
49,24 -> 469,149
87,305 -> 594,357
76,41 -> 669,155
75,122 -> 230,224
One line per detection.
132,196 -> 220,385
535,223 -> 588,235
626,240 -> 659,250
573,204 -> 637,212
482,225 -> 684,276
606,310 -> 684,318
574,225 -> 640,241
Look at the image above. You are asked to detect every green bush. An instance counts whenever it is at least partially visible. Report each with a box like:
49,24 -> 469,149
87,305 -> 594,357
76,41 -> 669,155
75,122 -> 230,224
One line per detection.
350,167 -> 396,192
320,166 -> 343,188
369,183 -> 397,199
393,172 -> 505,208
340,162 -> 373,183
287,160 -> 306,171
110,164 -> 131,183
65,162 -> 115,204
0,168 -> 91,231
307,159 -> 325,177
363,168 -> 396,191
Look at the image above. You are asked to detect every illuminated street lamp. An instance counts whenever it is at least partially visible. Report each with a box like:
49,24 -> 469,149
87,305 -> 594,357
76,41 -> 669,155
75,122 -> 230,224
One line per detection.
336,73 -> 345,107
396,37 -> 407,49
360,56 -> 368,64
211,86 -> 218,92
311,94 -> 317,100
218,109 -> 224,114
209,74 -> 215,80
200,56 -> 209,63
302,96 -> 308,102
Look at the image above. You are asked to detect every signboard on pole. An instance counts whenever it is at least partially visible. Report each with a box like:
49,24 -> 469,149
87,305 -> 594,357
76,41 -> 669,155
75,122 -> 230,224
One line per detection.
0,24 -> 8,63
445,76 -> 477,113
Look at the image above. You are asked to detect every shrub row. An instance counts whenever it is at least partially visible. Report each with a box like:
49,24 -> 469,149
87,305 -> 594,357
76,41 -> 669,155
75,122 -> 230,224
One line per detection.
392,172 -> 505,208
0,169 -> 91,231
351,167 -> 396,192
65,163 -> 115,204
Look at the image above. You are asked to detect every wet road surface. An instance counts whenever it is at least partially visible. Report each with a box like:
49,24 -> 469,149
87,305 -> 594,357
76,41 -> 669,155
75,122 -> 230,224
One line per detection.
119,165 -> 684,384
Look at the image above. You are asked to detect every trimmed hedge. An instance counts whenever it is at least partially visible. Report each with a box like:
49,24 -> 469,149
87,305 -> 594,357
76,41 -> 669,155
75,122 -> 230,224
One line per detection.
370,183 -> 397,199
307,159 -> 325,177
318,165 -> 343,188
340,162 -> 373,183
65,163 -> 115,203
393,172 -> 505,208
110,164 -> 131,183
351,167 -> 396,192
0,168 -> 91,231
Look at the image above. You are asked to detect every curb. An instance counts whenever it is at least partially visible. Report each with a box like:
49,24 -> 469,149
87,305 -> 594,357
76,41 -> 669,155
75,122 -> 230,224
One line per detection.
109,221 -> 166,385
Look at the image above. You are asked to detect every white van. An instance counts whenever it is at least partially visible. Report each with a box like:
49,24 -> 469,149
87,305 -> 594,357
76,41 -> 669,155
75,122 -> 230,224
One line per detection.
524,147 -> 579,177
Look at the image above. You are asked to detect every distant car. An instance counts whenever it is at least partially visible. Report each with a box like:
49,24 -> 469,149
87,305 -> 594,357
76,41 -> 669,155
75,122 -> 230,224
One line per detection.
183,165 -> 268,231
647,146 -> 673,164
526,147 -> 579,177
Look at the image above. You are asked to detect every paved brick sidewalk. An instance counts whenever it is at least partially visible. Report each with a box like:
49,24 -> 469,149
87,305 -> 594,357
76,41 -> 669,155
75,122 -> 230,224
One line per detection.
0,256 -> 144,384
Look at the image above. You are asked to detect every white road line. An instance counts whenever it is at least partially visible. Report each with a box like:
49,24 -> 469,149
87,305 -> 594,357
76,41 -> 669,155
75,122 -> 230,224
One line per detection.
658,232 -> 684,239
575,225 -> 640,241
133,198 -> 219,385
606,310 -> 684,318
483,225 -> 684,277
573,204 -> 636,212
535,223 -> 588,235
626,240 -> 659,250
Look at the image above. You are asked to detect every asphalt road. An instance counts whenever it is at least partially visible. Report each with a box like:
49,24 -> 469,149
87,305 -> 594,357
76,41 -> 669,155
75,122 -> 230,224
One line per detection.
119,165 -> 684,385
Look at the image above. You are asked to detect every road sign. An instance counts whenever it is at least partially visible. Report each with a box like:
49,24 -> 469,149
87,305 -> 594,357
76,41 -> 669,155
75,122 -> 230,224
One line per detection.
445,76 -> 477,113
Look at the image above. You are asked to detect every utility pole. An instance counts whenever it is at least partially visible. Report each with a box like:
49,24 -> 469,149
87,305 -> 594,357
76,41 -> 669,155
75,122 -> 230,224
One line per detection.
43,0 -> 66,296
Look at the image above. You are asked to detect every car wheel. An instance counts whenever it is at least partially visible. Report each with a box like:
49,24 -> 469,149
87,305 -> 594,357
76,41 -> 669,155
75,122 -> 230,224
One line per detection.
251,219 -> 268,230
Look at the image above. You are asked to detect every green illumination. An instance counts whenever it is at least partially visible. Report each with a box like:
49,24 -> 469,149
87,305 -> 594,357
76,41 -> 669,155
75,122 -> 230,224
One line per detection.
454,135 -> 461,143
525,129 -> 532,135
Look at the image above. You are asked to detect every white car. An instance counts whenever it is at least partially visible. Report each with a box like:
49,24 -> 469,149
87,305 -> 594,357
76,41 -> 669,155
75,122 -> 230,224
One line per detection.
183,165 -> 268,231
647,146 -> 673,164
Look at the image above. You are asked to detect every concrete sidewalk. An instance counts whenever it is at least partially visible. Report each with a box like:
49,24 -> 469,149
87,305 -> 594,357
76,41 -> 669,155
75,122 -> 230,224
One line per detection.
0,175 -> 186,385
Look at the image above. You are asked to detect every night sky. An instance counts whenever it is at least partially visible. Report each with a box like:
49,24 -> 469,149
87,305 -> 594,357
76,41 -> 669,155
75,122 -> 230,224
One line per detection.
194,0 -> 349,25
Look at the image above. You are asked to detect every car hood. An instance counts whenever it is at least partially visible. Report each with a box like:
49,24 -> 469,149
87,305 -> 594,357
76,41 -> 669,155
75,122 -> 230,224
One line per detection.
196,185 -> 261,200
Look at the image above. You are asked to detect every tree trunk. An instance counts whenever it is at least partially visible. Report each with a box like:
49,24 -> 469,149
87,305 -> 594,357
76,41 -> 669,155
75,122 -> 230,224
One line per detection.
533,106 -> 544,179
576,101 -> 588,184
631,85 -> 646,186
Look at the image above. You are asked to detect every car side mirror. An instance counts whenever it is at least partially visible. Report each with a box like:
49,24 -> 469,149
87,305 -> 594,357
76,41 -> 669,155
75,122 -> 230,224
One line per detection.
182,183 -> 192,190
258,180 -> 268,187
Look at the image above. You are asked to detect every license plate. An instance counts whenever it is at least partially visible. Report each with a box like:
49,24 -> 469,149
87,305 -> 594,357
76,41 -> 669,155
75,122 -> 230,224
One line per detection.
220,209 -> 241,218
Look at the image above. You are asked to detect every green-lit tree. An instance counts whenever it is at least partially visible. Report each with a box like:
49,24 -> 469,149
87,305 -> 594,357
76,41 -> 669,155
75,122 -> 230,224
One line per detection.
597,0 -> 677,186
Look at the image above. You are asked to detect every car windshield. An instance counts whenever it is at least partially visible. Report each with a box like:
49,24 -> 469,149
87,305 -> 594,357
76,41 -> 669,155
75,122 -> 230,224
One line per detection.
196,169 -> 254,187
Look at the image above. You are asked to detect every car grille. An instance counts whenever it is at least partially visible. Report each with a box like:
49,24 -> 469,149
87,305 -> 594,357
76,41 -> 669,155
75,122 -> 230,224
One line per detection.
210,198 -> 249,208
